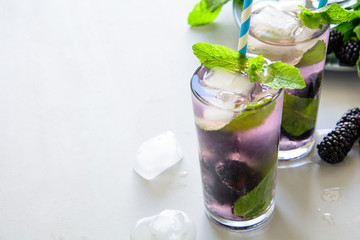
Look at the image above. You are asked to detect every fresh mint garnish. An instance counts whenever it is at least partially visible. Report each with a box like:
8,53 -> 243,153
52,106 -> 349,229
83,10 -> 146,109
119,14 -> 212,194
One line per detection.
335,21 -> 358,40
299,4 -> 352,29
188,0 -> 228,26
192,42 -> 305,90
234,164 -> 276,218
206,0 -> 229,11
192,42 -> 247,71
295,40 -> 327,67
245,55 -> 265,83
353,24 -> 360,40
263,61 -> 305,90
281,92 -> 319,136
334,8 -> 360,41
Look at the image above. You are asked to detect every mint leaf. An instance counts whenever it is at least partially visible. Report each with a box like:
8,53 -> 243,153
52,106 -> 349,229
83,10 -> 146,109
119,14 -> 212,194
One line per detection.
192,42 -> 247,71
281,92 -> 319,136
192,42 -> 305,90
296,40 -> 326,67
234,165 -> 276,218
357,57 -> 360,78
335,20 -> 356,34
205,0 -> 229,12
335,20 -> 360,41
222,97 -> 275,132
188,0 -> 222,26
245,55 -> 265,83
262,62 -> 306,90
354,25 -> 360,40
299,4 -> 352,29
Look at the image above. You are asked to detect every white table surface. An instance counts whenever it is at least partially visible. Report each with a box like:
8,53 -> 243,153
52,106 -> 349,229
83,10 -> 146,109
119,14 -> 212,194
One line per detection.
1,1 -> 360,239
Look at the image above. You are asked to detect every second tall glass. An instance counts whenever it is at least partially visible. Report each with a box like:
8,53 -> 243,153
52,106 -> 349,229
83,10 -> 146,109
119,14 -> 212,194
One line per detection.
247,1 -> 330,164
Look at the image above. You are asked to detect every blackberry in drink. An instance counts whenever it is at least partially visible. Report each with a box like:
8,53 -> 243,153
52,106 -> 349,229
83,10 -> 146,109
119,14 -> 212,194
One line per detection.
191,64 -> 284,230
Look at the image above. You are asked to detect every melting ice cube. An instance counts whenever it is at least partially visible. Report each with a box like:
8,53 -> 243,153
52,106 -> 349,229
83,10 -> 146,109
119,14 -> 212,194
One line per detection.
202,67 -> 253,94
201,68 -> 254,109
130,209 -> 196,240
250,5 -> 299,44
134,131 -> 183,180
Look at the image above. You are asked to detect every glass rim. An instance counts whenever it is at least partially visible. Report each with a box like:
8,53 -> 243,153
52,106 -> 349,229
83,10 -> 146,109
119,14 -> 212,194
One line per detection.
249,23 -> 330,46
190,65 -> 283,113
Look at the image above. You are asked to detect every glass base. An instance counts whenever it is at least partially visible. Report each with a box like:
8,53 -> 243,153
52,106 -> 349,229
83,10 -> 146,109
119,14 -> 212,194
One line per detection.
205,201 -> 275,231
278,139 -> 315,168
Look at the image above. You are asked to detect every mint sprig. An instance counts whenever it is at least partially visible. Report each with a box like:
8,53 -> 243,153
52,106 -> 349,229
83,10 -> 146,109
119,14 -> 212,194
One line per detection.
246,55 -> 265,82
192,42 -> 248,71
192,42 -> 305,90
263,61 -> 305,90
299,4 -> 353,29
334,7 -> 360,41
188,0 -> 229,26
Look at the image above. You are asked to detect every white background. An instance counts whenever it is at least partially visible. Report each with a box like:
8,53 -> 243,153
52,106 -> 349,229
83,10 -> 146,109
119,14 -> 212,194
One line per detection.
0,0 -> 360,239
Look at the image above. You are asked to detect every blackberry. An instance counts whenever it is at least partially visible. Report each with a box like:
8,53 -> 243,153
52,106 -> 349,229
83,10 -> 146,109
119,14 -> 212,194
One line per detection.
215,160 -> 261,196
327,29 -> 343,54
317,107 -> 360,164
337,107 -> 360,135
317,122 -> 359,164
337,107 -> 360,124
335,40 -> 360,66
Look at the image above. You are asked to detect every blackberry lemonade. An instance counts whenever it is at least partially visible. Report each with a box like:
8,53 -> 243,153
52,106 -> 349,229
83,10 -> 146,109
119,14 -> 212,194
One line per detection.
247,1 -> 330,162
191,65 -> 284,229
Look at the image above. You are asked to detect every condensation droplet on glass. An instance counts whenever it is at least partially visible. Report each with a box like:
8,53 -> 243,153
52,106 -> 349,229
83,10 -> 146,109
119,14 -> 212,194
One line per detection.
321,187 -> 340,202
322,213 -> 334,225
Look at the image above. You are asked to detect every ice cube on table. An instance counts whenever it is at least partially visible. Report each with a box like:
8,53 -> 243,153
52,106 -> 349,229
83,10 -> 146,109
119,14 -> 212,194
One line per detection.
134,131 -> 183,180
250,5 -> 299,44
130,209 -> 196,240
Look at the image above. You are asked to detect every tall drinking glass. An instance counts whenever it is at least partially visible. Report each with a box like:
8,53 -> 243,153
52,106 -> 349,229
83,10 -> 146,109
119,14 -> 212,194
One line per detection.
190,60 -> 284,230
246,1 -> 330,164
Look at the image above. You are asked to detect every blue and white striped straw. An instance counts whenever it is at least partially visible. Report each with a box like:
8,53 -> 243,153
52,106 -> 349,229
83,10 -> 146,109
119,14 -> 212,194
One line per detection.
318,0 -> 328,9
238,0 -> 253,55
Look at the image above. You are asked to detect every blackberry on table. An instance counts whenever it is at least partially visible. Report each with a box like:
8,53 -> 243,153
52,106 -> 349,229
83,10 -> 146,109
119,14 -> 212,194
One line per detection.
317,107 -> 360,164
337,107 -> 360,124
337,107 -> 360,134
335,40 -> 360,66
327,29 -> 343,54
317,122 -> 359,164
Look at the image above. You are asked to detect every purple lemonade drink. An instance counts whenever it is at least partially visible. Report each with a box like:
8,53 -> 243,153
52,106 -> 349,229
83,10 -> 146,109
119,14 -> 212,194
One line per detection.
247,1 -> 330,162
191,64 -> 284,230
